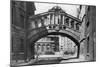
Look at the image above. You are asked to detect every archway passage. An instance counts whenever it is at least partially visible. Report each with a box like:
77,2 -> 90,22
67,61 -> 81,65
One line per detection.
27,6 -> 82,60
29,32 -> 80,60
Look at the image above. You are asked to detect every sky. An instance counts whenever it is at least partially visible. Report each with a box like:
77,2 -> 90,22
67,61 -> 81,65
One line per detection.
34,2 -> 80,17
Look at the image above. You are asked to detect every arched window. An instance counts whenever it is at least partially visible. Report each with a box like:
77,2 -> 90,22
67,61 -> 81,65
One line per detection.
65,18 -> 69,26
70,20 -> 74,28
88,6 -> 90,12
76,23 -> 79,30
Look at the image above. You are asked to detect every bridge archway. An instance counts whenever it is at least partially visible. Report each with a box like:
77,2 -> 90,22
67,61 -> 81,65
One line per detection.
27,6 -> 82,60
29,31 -> 80,60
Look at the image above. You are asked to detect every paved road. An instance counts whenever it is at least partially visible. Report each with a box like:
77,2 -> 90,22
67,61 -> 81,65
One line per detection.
24,58 -> 62,66
33,59 -> 62,65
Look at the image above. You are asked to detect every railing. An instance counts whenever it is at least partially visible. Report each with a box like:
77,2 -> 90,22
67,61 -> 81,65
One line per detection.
47,24 -> 80,33
29,13 -> 81,33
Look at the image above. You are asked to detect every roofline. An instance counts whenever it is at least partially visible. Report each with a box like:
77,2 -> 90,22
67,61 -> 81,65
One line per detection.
29,11 -> 82,23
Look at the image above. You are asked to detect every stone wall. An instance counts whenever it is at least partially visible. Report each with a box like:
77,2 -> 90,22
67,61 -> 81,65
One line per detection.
78,5 -> 96,61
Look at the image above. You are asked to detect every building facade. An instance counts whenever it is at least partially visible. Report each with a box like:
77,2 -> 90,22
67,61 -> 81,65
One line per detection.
34,34 -> 77,59
78,5 -> 96,61
11,1 -> 36,62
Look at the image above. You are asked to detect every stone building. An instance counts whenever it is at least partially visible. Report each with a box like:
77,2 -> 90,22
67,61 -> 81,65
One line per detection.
78,5 -> 96,61
34,34 -> 77,58
35,35 -> 59,55
11,1 -> 36,62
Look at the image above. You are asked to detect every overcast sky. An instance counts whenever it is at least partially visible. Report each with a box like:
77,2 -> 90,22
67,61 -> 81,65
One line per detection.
34,2 -> 80,17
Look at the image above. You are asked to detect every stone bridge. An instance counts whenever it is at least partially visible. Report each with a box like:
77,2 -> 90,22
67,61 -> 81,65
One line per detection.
28,6 -> 82,45
27,6 -> 82,59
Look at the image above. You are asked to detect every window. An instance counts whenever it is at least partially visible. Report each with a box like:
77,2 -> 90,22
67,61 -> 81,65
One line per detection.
37,44 -> 40,50
42,44 -> 45,51
87,36 -> 89,53
76,23 -> 79,30
19,14 -> 24,28
65,18 -> 69,26
61,46 -> 63,50
88,6 -> 90,11
70,20 -> 74,28
20,38 -> 24,52
86,21 -> 90,28
80,5 -> 82,10
47,44 -> 50,50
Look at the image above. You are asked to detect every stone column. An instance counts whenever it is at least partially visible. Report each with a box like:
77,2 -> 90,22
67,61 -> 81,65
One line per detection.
61,14 -> 63,25
51,14 -> 55,24
58,14 -> 61,25
41,18 -> 44,27
74,21 -> 77,30
55,15 -> 58,25
62,15 -> 65,25
48,14 -> 51,25
50,14 -> 52,25
69,19 -> 72,28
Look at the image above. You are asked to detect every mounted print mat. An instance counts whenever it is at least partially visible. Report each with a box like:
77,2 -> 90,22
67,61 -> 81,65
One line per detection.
11,0 -> 96,66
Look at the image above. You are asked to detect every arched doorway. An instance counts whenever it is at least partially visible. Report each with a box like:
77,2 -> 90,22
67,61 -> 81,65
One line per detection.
31,32 -> 80,60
